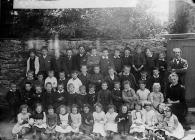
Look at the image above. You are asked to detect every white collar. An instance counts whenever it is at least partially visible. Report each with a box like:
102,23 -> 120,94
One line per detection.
102,56 -> 109,59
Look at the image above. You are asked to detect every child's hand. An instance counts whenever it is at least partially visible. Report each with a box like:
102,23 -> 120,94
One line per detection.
85,119 -> 89,124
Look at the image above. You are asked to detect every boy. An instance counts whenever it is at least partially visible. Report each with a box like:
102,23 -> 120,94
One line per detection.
54,83 -> 67,109
89,65 -> 104,91
31,84 -> 45,109
58,71 -> 68,91
139,71 -> 150,89
120,65 -> 137,90
45,82 -> 55,108
39,47 -> 52,77
122,48 -> 133,67
97,82 -> 112,111
34,72 -> 44,88
6,82 -> 21,121
44,70 -> 57,90
73,46 -> 87,71
113,48 -> 123,74
67,70 -> 82,94
20,82 -> 34,107
99,48 -> 114,76
78,65 -> 91,89
19,70 -> 35,89
87,47 -> 100,73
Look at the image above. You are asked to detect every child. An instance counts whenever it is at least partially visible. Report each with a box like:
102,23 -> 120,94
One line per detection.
122,81 -> 137,110
31,84 -> 45,109
139,71 -> 150,89
113,48 -> 123,74
130,102 -> 145,138
115,104 -> 130,135
156,52 -> 167,79
111,81 -> 123,112
45,105 -> 58,136
78,65 -> 91,89
163,107 -> 184,139
144,48 -> 156,76
69,104 -> 82,133
87,84 -> 97,108
67,83 -> 77,106
58,71 -> 68,90
20,70 -> 35,89
104,67 -> 120,90
80,104 -> 94,134
6,82 -> 21,121
34,72 -> 45,88
148,83 -> 164,109
12,104 -> 31,138
45,82 -> 55,108
20,82 -> 34,107
87,47 -> 101,73
67,70 -> 82,94
99,48 -> 114,76
93,103 -> 106,137
105,105 -> 118,135
122,48 -> 133,67
97,82 -> 112,111
54,84 -> 68,109
120,65 -> 137,90
30,103 -> 46,139
136,80 -> 150,106
77,85 -> 88,108
45,70 -> 58,90
89,65 -> 104,91
55,105 -> 72,136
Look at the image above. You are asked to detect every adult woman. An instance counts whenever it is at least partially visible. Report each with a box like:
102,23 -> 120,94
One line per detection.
26,49 -> 39,76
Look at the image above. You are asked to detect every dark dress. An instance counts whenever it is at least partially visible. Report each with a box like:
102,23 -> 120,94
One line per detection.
111,88 -> 123,112
122,56 -> 133,67
73,53 -> 87,71
39,55 -> 53,77
31,91 -> 45,109
104,74 -> 120,90
20,89 -> 34,108
78,73 -> 91,89
80,112 -> 94,134
87,92 -> 97,108
54,90 -> 68,109
112,56 -> 123,74
97,89 -> 112,111
166,83 -> 187,124
120,73 -> 137,90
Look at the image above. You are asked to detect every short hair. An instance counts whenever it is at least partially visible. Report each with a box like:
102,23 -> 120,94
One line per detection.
29,49 -> 36,55
35,84 -> 42,88
57,105 -> 67,114
153,67 -> 159,71
48,105 -> 54,110
27,70 -> 34,75
45,82 -> 52,87
71,70 -> 79,74
48,70 -> 54,73
114,81 -> 120,85
94,102 -> 103,109
102,48 -> 109,52
107,104 -> 116,111
67,83 -> 75,91
123,80 -> 130,86
59,71 -> 65,74
35,103 -> 43,110
134,102 -> 142,109
124,47 -> 130,51
37,71 -> 44,76
94,65 -> 100,68
71,104 -> 79,110
41,47 -> 48,51
19,104 -> 28,112
173,48 -> 181,53
88,84 -> 96,89
25,82 -> 32,86
138,80 -> 146,85
58,83 -> 64,88
83,104 -> 90,109
79,85 -> 86,91
101,81 -> 108,85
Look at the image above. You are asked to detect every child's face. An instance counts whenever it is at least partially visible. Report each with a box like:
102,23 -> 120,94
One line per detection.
141,73 -> 147,79
71,73 -> 78,79
35,86 -> 42,93
59,73 -> 65,79
48,71 -> 54,77
36,106 -> 42,113
108,68 -> 115,75
153,86 -> 160,92
69,84 -> 75,92
46,84 -> 52,92
146,49 -> 152,57
27,73 -> 34,80
94,67 -> 100,74
124,50 -> 130,56
135,104 -> 141,111
83,107 -> 90,113
81,66 -> 87,73
22,108 -> 28,114
159,53 -> 165,59
114,83 -> 120,89
124,83 -> 130,90
79,47 -> 85,54
153,70 -> 159,76
67,50 -> 72,56
89,87 -> 95,93
114,50 -> 120,56
123,67 -> 130,74
145,106 -> 151,112
136,48 -> 142,54
91,49 -> 97,55
72,107 -> 78,114
25,84 -> 32,91
42,49 -> 48,56
122,106 -> 128,113
164,110 -> 171,117
38,74 -> 43,81
48,108 -> 54,115
139,84 -> 146,90
60,107 -> 66,115
95,106 -> 101,113
101,83 -> 108,90
11,84 -> 17,92
102,50 -> 109,57
108,108 -> 114,114
30,52 -> 35,58
58,85 -> 64,91
80,87 -> 86,94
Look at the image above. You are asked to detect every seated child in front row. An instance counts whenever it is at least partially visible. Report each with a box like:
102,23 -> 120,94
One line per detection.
115,104 -> 131,135
105,105 -> 118,135
69,104 -> 81,134
93,103 -> 106,137
12,104 -> 31,138
80,104 -> 94,135
55,105 -> 72,138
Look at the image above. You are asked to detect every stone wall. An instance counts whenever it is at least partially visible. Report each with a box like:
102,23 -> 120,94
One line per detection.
0,39 -> 166,88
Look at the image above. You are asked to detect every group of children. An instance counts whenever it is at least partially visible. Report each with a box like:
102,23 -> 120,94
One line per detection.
6,46 -> 186,140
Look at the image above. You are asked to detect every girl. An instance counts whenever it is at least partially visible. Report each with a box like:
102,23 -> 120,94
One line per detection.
12,104 -> 31,138
148,83 -> 164,109
69,104 -> 82,134
136,80 -> 150,106
80,104 -> 94,134
30,103 -> 46,139
130,102 -> 145,138
163,107 -> 184,140
122,80 -> 137,110
93,103 -> 106,137
115,104 -> 131,135
55,105 -> 72,137
105,105 -> 118,135
45,105 -> 58,137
